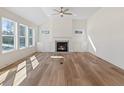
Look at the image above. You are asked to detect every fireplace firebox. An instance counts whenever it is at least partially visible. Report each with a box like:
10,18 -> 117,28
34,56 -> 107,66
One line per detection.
56,41 -> 68,52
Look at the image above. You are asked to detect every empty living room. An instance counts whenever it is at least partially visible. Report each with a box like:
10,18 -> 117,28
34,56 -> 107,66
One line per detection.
0,6 -> 124,87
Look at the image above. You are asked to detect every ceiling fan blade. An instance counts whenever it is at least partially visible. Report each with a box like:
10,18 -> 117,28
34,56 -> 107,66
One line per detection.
63,12 -> 72,15
53,9 -> 60,13
63,9 -> 69,12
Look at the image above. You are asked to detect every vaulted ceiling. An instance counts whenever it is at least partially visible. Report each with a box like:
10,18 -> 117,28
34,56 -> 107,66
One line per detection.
5,7 -> 100,25
42,7 -> 100,19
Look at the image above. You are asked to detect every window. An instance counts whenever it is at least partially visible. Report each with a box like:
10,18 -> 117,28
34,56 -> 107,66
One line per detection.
19,24 -> 27,48
2,18 -> 16,52
28,28 -> 33,47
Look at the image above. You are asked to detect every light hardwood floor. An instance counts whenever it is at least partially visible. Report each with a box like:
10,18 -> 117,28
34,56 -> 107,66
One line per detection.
0,52 -> 124,86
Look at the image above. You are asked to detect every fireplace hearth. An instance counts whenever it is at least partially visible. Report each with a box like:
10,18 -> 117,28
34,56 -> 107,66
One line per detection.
56,41 -> 68,52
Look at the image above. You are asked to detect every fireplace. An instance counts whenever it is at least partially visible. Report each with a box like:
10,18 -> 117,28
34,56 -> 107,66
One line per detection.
56,41 -> 68,52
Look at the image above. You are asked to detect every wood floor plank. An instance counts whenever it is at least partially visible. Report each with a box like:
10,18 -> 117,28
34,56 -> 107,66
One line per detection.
0,52 -> 124,86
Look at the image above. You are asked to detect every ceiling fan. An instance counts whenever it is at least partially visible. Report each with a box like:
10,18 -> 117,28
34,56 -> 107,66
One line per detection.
53,7 -> 72,17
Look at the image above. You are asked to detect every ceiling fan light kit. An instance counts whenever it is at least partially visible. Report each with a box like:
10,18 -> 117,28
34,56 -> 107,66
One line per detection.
53,7 -> 72,17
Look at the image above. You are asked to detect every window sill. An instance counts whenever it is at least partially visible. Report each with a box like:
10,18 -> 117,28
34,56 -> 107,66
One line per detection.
19,47 -> 26,50
2,49 -> 15,54
29,45 -> 33,48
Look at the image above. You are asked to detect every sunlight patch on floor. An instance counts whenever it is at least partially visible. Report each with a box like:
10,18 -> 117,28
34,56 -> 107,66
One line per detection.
17,61 -> 26,72
13,61 -> 27,86
30,56 -> 39,69
30,55 -> 36,61
0,70 -> 10,85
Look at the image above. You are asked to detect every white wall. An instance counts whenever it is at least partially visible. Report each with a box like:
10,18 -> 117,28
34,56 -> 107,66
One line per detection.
72,19 -> 88,52
37,18 -> 88,52
0,8 -> 37,69
52,18 -> 72,38
87,8 -> 124,69
37,19 -> 53,52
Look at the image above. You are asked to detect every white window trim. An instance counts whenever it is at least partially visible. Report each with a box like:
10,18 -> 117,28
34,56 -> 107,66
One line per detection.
0,17 -> 2,54
2,35 -> 15,37
0,17 -> 35,54
32,29 -> 35,47
19,24 -> 28,49
1,17 -> 17,54
28,27 -> 34,47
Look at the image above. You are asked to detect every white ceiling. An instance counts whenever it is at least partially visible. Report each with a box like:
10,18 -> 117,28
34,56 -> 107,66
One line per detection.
42,7 -> 100,19
5,7 -> 100,25
5,7 -> 48,25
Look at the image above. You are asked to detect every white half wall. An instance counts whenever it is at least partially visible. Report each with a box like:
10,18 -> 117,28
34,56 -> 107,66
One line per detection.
0,48 -> 36,69
87,8 -> 124,69
0,8 -> 37,69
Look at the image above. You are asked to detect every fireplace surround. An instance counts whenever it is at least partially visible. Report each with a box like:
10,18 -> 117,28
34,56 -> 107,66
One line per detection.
56,41 -> 69,52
